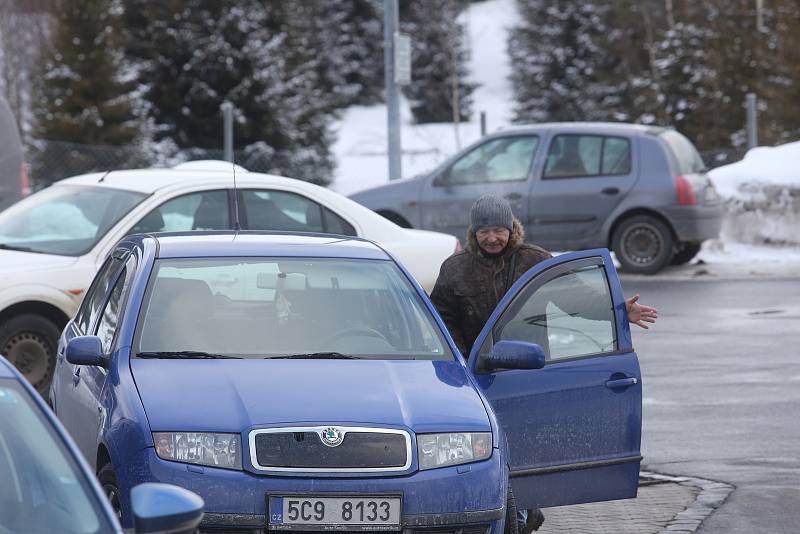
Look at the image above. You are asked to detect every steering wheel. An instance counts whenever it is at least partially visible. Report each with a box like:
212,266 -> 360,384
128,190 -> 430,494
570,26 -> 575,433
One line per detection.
322,326 -> 390,346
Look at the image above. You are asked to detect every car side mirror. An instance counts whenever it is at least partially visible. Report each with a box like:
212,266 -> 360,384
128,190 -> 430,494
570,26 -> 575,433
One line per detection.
487,340 -> 546,371
65,336 -> 105,366
132,483 -> 204,534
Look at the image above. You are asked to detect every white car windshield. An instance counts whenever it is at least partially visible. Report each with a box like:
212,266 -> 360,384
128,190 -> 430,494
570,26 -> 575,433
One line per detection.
135,257 -> 454,360
0,185 -> 146,256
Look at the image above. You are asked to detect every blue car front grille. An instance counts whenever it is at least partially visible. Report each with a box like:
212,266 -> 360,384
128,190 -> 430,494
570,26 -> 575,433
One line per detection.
253,429 -> 407,469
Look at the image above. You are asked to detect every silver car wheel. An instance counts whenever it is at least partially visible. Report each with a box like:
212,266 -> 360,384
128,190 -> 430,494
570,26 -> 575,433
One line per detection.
622,223 -> 663,265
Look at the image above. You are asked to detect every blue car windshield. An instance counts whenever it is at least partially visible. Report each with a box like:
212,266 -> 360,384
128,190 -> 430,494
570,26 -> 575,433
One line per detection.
0,380 -> 115,533
135,257 -> 454,360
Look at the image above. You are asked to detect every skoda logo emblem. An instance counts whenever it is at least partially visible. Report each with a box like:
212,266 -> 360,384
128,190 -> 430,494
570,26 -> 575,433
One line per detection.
320,427 -> 344,447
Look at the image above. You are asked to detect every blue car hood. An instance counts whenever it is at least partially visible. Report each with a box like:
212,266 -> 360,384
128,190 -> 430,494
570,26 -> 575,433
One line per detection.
131,359 -> 490,433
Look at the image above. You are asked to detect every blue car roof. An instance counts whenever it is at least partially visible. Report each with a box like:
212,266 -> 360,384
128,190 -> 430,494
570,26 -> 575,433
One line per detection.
143,231 -> 392,261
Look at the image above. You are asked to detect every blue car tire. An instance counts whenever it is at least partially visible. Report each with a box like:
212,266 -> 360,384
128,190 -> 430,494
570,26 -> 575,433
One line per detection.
98,462 -> 124,524
505,485 -> 518,534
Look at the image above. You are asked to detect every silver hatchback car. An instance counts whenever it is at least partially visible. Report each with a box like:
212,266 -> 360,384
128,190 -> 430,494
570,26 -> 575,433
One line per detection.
350,122 -> 723,274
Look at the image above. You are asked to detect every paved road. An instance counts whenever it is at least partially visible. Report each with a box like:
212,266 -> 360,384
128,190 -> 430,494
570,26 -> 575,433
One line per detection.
621,272 -> 800,533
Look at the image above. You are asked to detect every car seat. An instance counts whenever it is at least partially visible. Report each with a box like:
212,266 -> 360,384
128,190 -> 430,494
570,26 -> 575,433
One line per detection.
140,278 -> 215,352
192,194 -> 227,230
547,137 -> 588,177
247,195 -> 306,232
304,204 -> 323,233
131,209 -> 165,233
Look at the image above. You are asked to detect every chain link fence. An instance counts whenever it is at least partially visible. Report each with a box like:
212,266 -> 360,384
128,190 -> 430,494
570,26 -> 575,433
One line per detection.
24,138 -> 754,191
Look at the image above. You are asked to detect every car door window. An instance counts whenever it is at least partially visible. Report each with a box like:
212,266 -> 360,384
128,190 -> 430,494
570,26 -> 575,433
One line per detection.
544,135 -> 631,178
130,190 -> 230,233
495,264 -> 616,361
74,257 -> 123,335
602,137 -> 632,174
243,190 -> 346,234
441,136 -> 538,185
95,263 -> 133,354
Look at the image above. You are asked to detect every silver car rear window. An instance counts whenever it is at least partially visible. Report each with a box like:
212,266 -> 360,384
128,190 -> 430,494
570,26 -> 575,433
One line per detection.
659,130 -> 706,174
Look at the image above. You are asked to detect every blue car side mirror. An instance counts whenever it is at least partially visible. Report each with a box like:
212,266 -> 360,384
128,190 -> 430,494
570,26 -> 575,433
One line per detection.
488,340 -> 546,371
132,483 -> 204,534
65,336 -> 105,366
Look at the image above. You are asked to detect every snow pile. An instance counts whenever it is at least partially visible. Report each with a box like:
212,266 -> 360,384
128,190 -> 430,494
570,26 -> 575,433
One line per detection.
709,142 -> 800,247
331,0 -> 518,196
710,141 -> 800,199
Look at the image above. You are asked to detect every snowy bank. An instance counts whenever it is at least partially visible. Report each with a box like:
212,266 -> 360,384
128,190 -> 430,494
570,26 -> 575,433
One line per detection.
709,142 -> 800,247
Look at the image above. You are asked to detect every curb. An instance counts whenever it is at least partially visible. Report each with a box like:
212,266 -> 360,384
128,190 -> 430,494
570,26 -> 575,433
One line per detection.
640,471 -> 734,533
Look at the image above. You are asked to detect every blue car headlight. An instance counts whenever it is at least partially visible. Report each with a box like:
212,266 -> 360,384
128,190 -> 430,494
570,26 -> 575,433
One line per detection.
153,432 -> 242,470
417,432 -> 492,470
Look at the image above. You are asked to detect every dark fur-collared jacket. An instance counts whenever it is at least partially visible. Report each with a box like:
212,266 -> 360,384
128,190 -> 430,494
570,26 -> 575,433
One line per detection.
430,219 -> 551,357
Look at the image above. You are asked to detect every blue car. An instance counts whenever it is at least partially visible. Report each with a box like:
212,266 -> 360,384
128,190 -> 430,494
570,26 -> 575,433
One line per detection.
0,355 -> 204,534
51,231 -> 642,533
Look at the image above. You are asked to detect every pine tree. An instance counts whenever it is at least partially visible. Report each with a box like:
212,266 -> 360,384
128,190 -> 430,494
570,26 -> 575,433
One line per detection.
120,0 -> 335,184
243,0 -> 336,183
508,0 -> 622,123
32,0 -> 138,182
304,0 -> 385,108
754,0 -> 800,145
400,0 -> 475,124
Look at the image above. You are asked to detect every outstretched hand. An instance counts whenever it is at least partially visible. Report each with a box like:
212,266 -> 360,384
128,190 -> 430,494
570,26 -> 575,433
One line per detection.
626,294 -> 658,329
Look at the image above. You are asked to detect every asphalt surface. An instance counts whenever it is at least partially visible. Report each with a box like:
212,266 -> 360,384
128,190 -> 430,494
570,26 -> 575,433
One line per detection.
620,266 -> 800,533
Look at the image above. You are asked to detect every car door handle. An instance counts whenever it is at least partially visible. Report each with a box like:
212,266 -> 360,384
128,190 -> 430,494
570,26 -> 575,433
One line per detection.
504,193 -> 523,201
72,366 -> 81,385
601,187 -> 620,195
605,377 -> 638,389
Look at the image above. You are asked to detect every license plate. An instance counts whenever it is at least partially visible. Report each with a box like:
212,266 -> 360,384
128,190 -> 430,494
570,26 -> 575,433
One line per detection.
268,495 -> 402,531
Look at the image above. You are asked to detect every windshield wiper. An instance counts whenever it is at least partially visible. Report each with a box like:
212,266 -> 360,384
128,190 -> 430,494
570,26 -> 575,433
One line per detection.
269,352 -> 358,360
0,243 -> 38,253
136,351 -> 242,359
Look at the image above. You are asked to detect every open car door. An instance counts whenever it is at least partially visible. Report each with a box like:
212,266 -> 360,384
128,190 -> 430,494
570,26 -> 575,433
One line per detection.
468,249 -> 641,509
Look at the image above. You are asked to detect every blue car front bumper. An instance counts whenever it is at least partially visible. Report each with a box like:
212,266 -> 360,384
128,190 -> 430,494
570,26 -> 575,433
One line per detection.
118,447 -> 507,532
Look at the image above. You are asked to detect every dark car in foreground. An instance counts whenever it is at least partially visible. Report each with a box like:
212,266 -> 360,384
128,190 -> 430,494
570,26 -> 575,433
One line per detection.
0,355 -> 204,533
350,122 -> 723,274
51,231 -> 643,533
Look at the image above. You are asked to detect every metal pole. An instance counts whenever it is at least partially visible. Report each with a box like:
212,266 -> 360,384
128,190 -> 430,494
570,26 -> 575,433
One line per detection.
221,101 -> 234,162
756,0 -> 765,32
746,93 -> 758,149
480,111 -> 487,137
384,0 -> 402,180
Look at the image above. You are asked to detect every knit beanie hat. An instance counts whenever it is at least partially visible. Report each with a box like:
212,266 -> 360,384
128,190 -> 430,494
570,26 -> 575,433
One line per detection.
470,194 -> 513,232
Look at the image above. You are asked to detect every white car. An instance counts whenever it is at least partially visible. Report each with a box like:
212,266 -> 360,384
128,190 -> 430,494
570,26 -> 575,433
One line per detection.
0,162 -> 459,393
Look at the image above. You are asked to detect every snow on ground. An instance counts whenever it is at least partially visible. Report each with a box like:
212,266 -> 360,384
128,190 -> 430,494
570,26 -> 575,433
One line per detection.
331,0 -> 518,196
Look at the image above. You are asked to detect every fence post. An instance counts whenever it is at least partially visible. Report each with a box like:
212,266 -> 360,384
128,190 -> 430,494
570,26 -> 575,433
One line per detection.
746,93 -> 758,149
480,111 -> 487,137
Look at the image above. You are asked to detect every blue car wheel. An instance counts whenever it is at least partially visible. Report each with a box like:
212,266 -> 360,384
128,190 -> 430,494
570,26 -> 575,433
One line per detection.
505,485 -> 518,534
98,463 -> 124,524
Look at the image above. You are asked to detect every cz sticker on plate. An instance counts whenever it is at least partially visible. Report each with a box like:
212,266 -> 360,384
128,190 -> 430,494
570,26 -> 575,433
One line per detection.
268,495 -> 402,531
